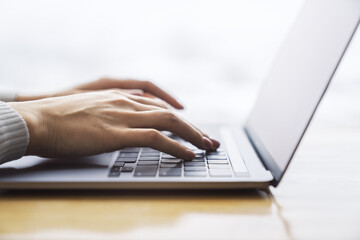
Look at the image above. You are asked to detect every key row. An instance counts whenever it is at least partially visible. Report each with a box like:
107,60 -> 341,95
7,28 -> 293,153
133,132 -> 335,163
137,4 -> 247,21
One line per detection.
109,160 -> 232,177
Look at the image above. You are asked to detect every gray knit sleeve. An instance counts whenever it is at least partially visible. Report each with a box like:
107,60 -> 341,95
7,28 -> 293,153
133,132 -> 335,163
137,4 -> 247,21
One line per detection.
0,102 -> 29,164
0,90 -> 17,102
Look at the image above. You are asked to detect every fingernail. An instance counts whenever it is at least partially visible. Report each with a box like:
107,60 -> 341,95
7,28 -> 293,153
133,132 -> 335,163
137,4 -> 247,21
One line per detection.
185,149 -> 196,160
210,138 -> 220,149
203,137 -> 213,150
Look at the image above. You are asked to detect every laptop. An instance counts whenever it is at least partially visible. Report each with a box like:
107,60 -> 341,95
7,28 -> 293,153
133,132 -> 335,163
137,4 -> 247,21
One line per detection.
0,0 -> 359,189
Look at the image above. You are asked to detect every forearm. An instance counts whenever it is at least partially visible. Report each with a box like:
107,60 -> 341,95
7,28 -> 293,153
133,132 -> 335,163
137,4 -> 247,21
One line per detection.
0,102 -> 29,164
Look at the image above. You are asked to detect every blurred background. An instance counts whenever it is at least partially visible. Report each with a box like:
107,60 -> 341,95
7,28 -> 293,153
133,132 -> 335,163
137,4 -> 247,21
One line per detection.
0,0 -> 359,126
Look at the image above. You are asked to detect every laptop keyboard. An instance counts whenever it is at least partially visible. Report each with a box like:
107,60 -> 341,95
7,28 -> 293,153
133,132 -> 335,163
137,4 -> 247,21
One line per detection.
108,148 -> 232,178
108,140 -> 237,178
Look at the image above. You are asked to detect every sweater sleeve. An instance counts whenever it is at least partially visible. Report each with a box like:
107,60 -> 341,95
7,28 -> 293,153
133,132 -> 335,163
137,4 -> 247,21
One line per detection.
0,102 -> 29,164
0,90 -> 17,102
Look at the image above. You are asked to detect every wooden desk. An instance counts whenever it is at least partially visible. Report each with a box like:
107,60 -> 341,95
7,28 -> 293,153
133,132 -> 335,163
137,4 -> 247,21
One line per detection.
0,125 -> 359,240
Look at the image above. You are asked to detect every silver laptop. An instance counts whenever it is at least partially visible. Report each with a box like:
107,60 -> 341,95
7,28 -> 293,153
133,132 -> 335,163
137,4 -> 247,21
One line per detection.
1,0 -> 359,189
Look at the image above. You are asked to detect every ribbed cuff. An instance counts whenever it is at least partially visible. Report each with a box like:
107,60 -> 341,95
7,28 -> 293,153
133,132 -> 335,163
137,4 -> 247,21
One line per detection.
0,102 -> 30,164
0,90 -> 17,102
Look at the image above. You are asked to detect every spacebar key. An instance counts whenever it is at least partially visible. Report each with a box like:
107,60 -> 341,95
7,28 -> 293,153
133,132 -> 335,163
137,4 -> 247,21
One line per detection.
134,166 -> 158,177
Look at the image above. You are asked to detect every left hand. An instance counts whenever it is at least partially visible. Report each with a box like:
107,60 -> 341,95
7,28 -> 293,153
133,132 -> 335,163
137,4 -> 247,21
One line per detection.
9,90 -> 219,159
16,78 -> 184,109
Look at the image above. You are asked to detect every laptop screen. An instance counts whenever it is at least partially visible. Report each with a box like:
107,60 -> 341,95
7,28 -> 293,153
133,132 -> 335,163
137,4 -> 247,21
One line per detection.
245,0 -> 360,186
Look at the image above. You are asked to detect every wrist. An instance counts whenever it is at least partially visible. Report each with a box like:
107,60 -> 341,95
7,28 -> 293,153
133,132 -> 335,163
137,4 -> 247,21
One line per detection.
8,102 -> 47,156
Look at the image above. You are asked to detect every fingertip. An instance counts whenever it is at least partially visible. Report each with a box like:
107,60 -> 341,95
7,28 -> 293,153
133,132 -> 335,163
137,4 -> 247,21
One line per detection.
210,138 -> 220,149
185,148 -> 196,160
174,105 -> 184,110
170,101 -> 184,110
203,137 -> 214,150
176,101 -> 185,109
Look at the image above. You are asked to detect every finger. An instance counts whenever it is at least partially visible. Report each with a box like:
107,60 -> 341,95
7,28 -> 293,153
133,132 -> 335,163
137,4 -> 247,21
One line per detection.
120,129 -> 196,160
127,94 -> 172,110
110,90 -> 170,110
121,89 -> 144,96
143,92 -> 156,99
119,98 -> 162,112
101,79 -> 184,109
124,110 -> 214,151
207,137 -> 220,150
141,81 -> 184,109
192,126 -> 220,150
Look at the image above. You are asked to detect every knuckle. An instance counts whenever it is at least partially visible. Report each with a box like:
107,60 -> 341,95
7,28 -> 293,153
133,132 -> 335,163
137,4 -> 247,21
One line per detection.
101,108 -> 130,119
163,110 -> 178,122
146,129 -> 160,142
113,97 -> 130,105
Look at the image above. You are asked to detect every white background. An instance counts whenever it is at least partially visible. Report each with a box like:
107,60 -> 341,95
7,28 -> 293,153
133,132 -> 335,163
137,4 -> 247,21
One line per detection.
0,0 -> 359,127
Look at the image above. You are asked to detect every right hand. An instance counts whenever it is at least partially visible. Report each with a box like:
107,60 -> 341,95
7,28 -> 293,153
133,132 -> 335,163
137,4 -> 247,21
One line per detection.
9,90 -> 220,160
16,78 -> 184,109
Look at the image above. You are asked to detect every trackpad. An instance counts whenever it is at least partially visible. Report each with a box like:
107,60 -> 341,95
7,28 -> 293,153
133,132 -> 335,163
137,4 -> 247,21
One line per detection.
0,153 -> 113,180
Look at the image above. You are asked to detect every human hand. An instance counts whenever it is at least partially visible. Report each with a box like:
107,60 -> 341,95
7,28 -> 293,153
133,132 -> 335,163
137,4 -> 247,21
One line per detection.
9,90 -> 219,160
16,78 -> 184,109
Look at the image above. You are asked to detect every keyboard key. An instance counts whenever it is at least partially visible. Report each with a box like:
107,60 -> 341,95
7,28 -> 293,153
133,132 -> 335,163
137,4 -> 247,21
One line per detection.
137,161 -> 159,165
119,153 -> 138,158
139,156 -> 159,161
207,160 -> 228,164
207,155 -> 227,160
117,157 -> 137,163
124,163 -> 135,168
185,171 -> 206,177
162,154 -> 177,159
160,163 -> 181,168
194,149 -> 205,154
193,150 -> 205,157
134,166 -> 158,177
184,166 -> 206,172
184,162 -> 205,167
110,166 -> 120,172
108,171 -> 120,177
159,168 -> 181,177
161,159 -> 183,164
113,161 -> 125,167
121,166 -> 134,172
209,169 -> 232,177
192,157 -> 205,162
140,152 -> 160,157
207,151 -> 226,156
208,164 -> 230,169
